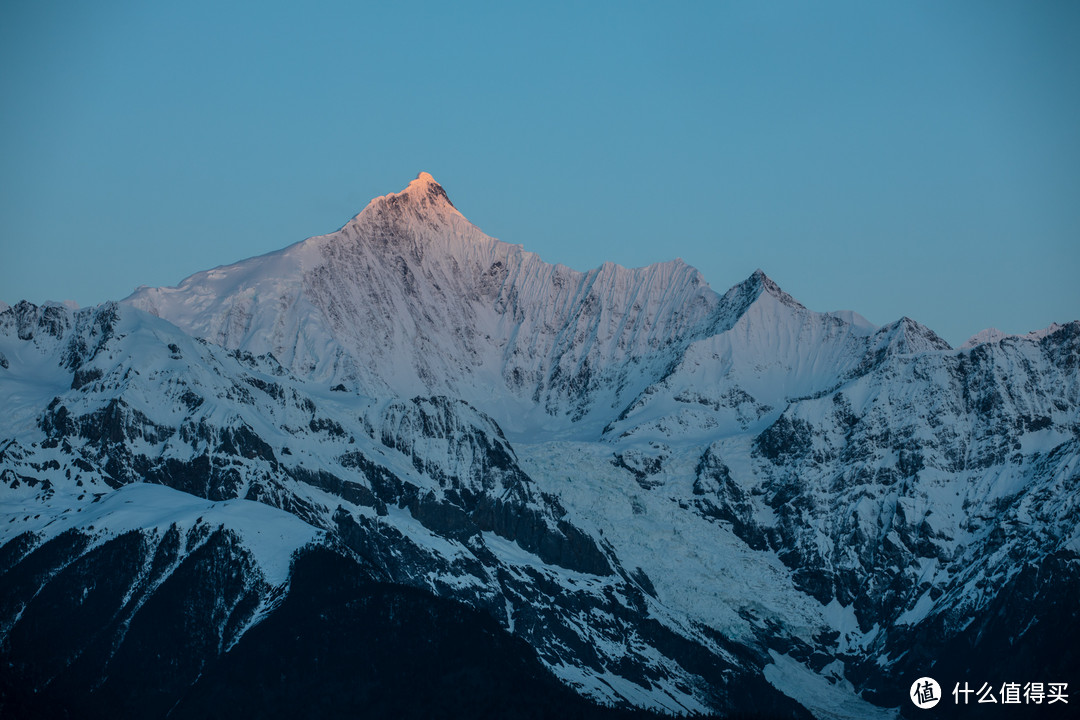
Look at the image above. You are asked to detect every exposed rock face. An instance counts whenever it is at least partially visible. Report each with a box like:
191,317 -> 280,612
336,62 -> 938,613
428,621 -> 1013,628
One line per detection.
2,175 -> 1077,718
1,532 -> 673,720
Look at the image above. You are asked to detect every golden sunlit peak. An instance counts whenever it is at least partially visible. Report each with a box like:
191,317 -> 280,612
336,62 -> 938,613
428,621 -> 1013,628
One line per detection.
395,171 -> 455,209
403,171 -> 441,193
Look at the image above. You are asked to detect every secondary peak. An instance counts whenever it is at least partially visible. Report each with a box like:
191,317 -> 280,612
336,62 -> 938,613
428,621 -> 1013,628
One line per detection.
744,269 -> 803,309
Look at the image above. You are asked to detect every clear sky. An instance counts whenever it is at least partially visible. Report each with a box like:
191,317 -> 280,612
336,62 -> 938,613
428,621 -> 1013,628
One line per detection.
2,1 -> 1077,346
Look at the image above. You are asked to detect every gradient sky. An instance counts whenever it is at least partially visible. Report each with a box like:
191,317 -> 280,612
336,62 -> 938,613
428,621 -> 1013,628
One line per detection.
2,1 -> 1077,346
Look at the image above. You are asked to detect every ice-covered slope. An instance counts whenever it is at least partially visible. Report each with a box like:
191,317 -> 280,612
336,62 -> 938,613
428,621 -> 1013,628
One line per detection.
516,320 -> 1079,714
602,272 -> 954,445
0,300 -> 811,717
604,271 -> 879,443
126,173 -> 725,438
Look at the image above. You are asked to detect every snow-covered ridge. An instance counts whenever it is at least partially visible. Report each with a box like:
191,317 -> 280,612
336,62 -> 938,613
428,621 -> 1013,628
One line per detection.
2,482 -> 323,587
123,174 -> 735,435
122,174 -> 1071,445
961,322 -> 1065,349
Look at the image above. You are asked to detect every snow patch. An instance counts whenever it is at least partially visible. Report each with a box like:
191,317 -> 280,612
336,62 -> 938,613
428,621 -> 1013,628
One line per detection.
2,483 -> 323,586
763,651 -> 900,720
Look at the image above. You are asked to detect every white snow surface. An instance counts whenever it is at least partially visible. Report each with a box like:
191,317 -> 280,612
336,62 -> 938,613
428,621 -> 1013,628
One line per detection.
2,482 -> 322,587
764,651 -> 900,720
961,322 -> 1064,348
3,174 -> 1077,719
125,174 -> 833,439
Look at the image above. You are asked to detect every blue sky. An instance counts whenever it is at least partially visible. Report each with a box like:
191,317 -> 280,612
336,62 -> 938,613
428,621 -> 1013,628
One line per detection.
2,0 -> 1077,346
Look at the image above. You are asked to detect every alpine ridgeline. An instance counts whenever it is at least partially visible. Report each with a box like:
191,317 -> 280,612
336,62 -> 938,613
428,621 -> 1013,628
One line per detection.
2,174 -> 1077,719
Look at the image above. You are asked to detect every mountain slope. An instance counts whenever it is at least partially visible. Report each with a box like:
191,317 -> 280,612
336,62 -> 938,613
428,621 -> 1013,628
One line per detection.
3,174 -> 1077,718
125,173 -> 728,437
0,300 -> 810,718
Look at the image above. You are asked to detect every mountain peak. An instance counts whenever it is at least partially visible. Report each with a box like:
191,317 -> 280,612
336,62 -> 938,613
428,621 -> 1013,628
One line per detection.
961,327 -> 1009,349
707,270 -> 806,336
744,269 -> 803,309
397,171 -> 455,209
344,172 -> 463,237
876,316 -> 952,353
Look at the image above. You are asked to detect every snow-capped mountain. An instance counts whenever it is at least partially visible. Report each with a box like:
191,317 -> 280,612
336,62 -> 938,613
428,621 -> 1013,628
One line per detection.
3,174 -> 1077,719
125,173 -> 728,438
